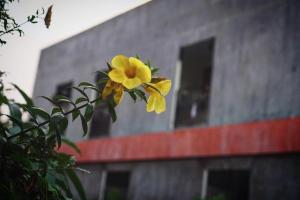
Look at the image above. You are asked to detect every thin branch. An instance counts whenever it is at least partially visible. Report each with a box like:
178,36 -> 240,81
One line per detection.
7,97 -> 101,140
0,20 -> 27,37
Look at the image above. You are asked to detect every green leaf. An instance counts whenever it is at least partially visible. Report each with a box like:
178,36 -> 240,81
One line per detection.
0,93 -> 9,104
134,89 -> 147,103
50,120 -> 61,148
106,62 -> 112,70
3,18 -> 8,31
97,78 -> 109,85
12,83 -> 34,107
72,109 -> 80,121
73,87 -> 89,100
17,29 -> 24,37
18,104 -> 36,119
84,103 -> 93,122
128,91 -> 137,102
40,96 -> 57,106
79,113 -> 88,136
51,114 -> 68,148
31,107 -> 50,120
78,82 -> 95,88
54,95 -> 75,107
2,114 -> 23,133
151,67 -> 159,74
83,85 -> 100,93
61,137 -> 81,154
95,70 -> 109,78
8,103 -> 22,120
95,98 -> 103,106
75,97 -> 88,105
107,100 -> 117,122
65,169 -> 87,200
51,107 -> 62,115
8,125 -> 21,136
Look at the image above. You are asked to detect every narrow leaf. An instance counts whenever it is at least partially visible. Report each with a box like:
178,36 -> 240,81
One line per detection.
78,82 -> 95,87
79,113 -> 88,136
40,96 -> 57,106
72,109 -> 80,121
73,87 -> 89,100
51,107 -> 62,115
31,107 -> 50,120
61,137 -> 81,154
12,83 -> 34,107
8,103 -> 22,120
107,100 -> 117,122
106,62 -> 112,70
134,89 -> 147,103
65,169 -> 87,200
128,91 -> 137,102
75,97 -> 88,105
84,103 -> 93,122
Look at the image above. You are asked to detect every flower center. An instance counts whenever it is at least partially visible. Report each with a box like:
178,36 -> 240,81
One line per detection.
125,66 -> 136,78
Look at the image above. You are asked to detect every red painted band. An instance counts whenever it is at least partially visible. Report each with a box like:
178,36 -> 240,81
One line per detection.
59,117 -> 300,163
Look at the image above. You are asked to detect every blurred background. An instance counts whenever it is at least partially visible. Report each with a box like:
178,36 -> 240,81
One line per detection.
0,0 -> 148,101
1,0 -> 300,200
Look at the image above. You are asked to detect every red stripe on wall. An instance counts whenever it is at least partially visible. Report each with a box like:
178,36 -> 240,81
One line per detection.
59,117 -> 300,163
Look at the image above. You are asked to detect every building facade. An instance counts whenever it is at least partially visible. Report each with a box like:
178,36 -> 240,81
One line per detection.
33,0 -> 300,199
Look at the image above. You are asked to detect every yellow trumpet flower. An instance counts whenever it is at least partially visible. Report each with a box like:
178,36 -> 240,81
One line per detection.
108,55 -> 151,89
145,79 -> 172,114
102,80 -> 124,105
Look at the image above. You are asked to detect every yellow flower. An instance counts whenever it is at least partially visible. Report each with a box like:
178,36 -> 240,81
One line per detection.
102,80 -> 124,105
108,55 -> 151,89
145,79 -> 172,114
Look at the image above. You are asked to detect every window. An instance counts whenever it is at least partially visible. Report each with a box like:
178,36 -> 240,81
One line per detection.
175,38 -> 214,128
89,72 -> 111,138
53,81 -> 73,111
205,170 -> 250,200
104,171 -> 130,200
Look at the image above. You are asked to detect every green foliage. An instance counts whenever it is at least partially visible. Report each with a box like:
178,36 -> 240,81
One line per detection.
0,71 -> 119,199
0,0 -> 50,45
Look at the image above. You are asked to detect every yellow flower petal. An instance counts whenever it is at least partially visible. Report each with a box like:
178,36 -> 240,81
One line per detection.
114,89 -> 123,105
136,64 -> 151,83
122,77 -> 142,89
102,80 -> 113,99
146,95 -> 156,112
154,95 -> 166,114
111,55 -> 129,69
129,57 -> 151,83
155,80 -> 171,96
108,69 -> 126,83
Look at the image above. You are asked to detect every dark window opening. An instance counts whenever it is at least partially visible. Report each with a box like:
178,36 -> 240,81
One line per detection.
175,38 -> 214,128
53,81 -> 73,135
207,170 -> 250,200
89,72 -> 111,138
53,81 -> 73,109
104,171 -> 130,200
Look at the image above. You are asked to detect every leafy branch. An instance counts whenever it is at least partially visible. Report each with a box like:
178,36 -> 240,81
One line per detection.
0,0 -> 52,45
0,75 -> 115,200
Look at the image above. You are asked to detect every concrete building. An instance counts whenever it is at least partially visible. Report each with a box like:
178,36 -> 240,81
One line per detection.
33,0 -> 300,199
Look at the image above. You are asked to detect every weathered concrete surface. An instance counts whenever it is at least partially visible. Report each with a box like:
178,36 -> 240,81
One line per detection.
76,154 -> 300,200
34,0 -> 300,199
33,0 -> 300,140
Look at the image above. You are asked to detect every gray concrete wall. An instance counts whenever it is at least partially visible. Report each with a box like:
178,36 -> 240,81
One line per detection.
33,0 -> 300,140
33,1 -> 300,199
76,154 -> 300,200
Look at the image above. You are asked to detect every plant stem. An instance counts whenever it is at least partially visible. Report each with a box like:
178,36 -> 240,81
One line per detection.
0,21 -> 27,37
7,98 -> 100,139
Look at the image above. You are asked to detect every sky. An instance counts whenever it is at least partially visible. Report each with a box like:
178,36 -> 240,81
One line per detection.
0,0 -> 149,102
